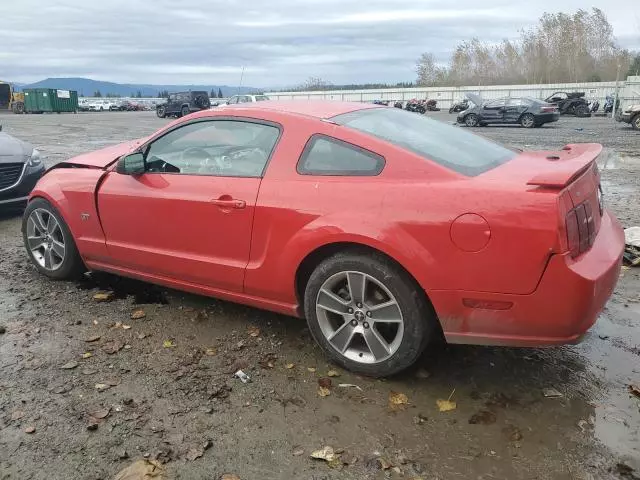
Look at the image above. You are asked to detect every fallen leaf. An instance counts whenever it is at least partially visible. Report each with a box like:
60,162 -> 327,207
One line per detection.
338,383 -> 363,391
327,370 -> 340,377
310,446 -> 337,462
95,383 -> 110,392
122,324 -> 132,330
11,410 -> 25,421
186,445 -> 205,461
377,457 -> 393,470
24,426 -> 36,434
628,384 -> 640,398
113,460 -> 166,480
285,363 -> 295,369
292,447 -> 305,456
318,377 -> 332,389
221,475 -> 241,480
163,340 -> 176,348
60,360 -> 79,370
436,399 -> 457,412
247,326 -> 260,337
137,333 -> 148,340
543,388 -> 563,398
82,368 -> 98,375
93,292 -> 114,302
89,407 -> 111,419
82,352 -> 93,359
468,410 -> 497,425
318,387 -> 331,397
131,309 -> 146,320
307,367 -> 316,373
85,335 -> 101,343
389,391 -> 409,410
102,341 -> 123,355
113,322 -> 123,329
205,348 -> 217,356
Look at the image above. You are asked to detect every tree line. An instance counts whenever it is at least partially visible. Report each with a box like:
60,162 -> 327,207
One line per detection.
416,8 -> 637,86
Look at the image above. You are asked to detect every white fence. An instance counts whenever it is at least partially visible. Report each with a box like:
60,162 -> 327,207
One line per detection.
266,77 -> 640,109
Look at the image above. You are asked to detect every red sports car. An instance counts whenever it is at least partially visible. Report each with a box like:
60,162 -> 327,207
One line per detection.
23,101 -> 624,376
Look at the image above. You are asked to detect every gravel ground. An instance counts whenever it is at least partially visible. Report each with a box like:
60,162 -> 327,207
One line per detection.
0,111 -> 639,480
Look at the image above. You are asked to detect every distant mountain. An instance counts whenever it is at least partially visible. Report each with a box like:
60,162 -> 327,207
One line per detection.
18,77 -> 259,97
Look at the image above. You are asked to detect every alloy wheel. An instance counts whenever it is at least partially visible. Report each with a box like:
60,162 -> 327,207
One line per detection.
26,208 -> 66,271
315,270 -> 404,364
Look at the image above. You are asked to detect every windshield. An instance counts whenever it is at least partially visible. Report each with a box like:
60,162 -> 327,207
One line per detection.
332,108 -> 516,176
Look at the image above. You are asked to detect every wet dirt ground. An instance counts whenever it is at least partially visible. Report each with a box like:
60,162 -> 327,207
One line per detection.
0,111 -> 639,480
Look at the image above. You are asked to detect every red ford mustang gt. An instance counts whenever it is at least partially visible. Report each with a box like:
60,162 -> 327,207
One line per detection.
22,101 -> 624,376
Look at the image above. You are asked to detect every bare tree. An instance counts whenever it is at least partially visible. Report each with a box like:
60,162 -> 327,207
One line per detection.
300,77 -> 333,91
416,53 -> 445,86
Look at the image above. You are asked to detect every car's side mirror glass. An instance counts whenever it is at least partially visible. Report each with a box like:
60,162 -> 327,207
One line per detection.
116,153 -> 145,175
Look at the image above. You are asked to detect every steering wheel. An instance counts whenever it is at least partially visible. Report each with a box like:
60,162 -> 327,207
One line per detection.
180,147 -> 218,173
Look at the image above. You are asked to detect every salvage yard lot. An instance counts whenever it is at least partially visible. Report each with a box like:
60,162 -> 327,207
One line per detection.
0,111 -> 639,480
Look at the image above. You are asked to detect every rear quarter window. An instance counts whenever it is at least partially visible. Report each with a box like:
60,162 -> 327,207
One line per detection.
297,134 -> 385,176
332,108 -> 516,176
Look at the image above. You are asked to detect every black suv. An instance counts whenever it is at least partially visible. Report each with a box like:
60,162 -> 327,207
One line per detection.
156,91 -> 210,118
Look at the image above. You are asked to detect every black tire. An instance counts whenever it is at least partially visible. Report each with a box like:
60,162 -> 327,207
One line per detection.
464,113 -> 479,127
181,106 -> 190,117
632,114 -> 640,131
156,106 -> 166,118
194,94 -> 209,109
575,104 -> 590,117
520,113 -> 535,128
304,250 -> 437,377
22,198 -> 85,280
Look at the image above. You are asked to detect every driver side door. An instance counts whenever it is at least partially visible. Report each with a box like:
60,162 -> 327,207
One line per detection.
481,99 -> 506,124
96,119 -> 281,293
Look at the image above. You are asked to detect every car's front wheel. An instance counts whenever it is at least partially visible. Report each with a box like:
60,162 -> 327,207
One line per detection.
632,114 -> 640,131
464,114 -> 479,127
156,106 -> 166,118
181,106 -> 190,117
304,251 -> 436,377
22,198 -> 85,280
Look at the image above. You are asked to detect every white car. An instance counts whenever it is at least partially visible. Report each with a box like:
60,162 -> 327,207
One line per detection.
225,94 -> 270,105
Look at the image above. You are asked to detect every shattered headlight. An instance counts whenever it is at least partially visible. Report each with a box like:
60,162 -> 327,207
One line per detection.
27,149 -> 42,167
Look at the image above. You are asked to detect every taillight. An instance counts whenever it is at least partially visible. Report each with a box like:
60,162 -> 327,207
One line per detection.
541,106 -> 557,113
565,201 -> 596,258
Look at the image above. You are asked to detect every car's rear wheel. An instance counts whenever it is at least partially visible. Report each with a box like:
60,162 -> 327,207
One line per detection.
464,114 -> 479,127
22,198 -> 85,280
575,104 -> 590,117
632,114 -> 640,131
520,113 -> 535,128
156,106 -> 166,118
304,251 -> 436,377
181,106 -> 190,117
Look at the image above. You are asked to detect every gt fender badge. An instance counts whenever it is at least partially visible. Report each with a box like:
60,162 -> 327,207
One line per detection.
80,213 -> 90,221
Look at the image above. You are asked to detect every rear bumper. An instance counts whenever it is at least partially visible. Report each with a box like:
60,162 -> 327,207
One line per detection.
430,210 -> 624,346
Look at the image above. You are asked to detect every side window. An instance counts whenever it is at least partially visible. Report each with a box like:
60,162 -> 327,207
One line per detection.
485,99 -> 506,108
227,96 -> 238,104
168,95 -> 177,102
297,135 -> 385,176
507,98 -> 524,107
239,96 -> 251,103
144,120 -> 280,177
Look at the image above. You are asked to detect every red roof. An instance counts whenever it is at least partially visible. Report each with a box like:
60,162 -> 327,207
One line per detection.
217,100 -> 379,119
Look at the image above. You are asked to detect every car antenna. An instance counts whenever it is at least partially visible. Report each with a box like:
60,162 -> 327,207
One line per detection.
238,66 -> 245,95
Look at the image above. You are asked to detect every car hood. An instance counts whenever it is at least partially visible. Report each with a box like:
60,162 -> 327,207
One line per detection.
465,93 -> 483,107
0,132 -> 33,163
63,138 -> 147,169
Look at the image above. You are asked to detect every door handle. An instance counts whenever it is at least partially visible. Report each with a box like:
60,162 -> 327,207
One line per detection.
211,196 -> 246,209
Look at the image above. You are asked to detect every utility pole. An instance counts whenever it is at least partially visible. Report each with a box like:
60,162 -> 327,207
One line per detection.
238,66 -> 245,95
612,62 -> 621,122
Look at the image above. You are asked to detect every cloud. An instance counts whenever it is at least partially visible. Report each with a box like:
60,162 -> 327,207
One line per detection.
2,0 -> 639,87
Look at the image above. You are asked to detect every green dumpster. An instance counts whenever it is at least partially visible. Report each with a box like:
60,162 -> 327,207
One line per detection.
23,88 -> 78,113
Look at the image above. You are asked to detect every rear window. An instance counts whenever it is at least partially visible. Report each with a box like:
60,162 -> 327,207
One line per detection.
332,108 -> 516,176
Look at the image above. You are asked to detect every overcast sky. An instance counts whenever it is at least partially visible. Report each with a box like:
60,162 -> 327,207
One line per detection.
2,0 -> 639,88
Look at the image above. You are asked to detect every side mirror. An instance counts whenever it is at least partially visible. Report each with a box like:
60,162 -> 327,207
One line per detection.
116,153 -> 145,175
0,124 -> 2,132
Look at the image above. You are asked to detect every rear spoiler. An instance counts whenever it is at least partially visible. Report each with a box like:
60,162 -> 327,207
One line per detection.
526,143 -> 602,188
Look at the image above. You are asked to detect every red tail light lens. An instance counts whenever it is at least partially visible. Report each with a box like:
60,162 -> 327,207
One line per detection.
566,201 -> 596,258
541,106 -> 558,113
